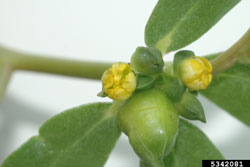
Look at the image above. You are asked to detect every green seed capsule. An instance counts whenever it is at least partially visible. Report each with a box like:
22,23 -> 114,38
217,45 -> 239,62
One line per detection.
131,47 -> 164,76
117,88 -> 179,167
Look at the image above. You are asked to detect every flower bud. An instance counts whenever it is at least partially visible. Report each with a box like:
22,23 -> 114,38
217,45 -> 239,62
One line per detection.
131,47 -> 164,76
157,74 -> 186,101
117,88 -> 179,167
101,62 -> 136,100
179,56 -> 212,91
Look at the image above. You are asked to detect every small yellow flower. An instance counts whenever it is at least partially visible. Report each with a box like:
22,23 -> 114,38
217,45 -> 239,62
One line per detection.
102,62 -> 136,100
179,56 -> 212,91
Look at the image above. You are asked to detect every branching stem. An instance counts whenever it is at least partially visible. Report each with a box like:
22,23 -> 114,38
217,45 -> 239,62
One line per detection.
212,28 -> 250,74
1,28 -> 250,101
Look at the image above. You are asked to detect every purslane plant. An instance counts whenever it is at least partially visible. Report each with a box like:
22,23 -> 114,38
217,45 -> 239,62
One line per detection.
1,0 -> 250,167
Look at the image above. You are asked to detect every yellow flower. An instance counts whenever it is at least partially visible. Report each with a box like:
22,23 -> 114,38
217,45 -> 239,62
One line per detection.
102,62 -> 136,100
179,56 -> 212,91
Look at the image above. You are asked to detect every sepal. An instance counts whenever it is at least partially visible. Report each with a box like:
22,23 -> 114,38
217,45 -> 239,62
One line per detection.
175,91 -> 206,123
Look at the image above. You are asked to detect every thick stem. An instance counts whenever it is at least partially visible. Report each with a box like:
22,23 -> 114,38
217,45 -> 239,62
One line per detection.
212,28 -> 250,74
0,46 -> 112,80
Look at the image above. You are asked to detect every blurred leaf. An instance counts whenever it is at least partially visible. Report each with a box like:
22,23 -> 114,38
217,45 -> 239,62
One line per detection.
164,119 -> 224,167
201,62 -> 250,126
145,0 -> 240,53
2,103 -> 121,167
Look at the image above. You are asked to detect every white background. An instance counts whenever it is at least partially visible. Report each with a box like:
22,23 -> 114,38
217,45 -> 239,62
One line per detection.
0,0 -> 250,166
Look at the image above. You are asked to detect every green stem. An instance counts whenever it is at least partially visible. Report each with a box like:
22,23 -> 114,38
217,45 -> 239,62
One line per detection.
0,45 -> 113,102
212,28 -> 250,74
0,46 -> 112,80
0,59 -> 12,101
108,100 -> 123,116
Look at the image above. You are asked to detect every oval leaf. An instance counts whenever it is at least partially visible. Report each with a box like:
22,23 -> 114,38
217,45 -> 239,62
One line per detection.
2,103 -> 121,167
201,61 -> 250,126
164,119 -> 224,167
145,0 -> 240,53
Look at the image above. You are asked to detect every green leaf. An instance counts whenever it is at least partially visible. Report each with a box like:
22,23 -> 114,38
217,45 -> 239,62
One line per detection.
145,0 -> 240,53
201,62 -> 250,126
2,103 -> 121,167
164,119 -> 224,167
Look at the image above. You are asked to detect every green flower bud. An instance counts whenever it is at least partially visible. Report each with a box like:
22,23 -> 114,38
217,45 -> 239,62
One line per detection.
131,47 -> 164,76
154,63 -> 185,101
117,88 -> 179,167
175,91 -> 206,123
157,74 -> 186,101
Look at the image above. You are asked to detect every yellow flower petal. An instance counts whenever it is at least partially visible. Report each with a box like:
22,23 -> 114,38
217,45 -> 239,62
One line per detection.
102,62 -> 136,100
180,57 -> 212,91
